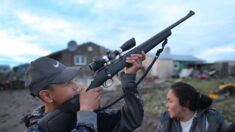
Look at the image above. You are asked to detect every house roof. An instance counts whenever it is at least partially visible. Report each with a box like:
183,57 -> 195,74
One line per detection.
147,53 -> 204,62
48,41 -> 110,57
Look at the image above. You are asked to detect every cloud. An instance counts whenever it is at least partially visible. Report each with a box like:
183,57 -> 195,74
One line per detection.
0,0 -> 234,67
206,47 -> 235,54
73,0 -> 91,4
14,11 -> 98,45
197,44 -> 235,62
12,56 -> 31,62
0,30 -> 50,59
16,11 -> 73,32
16,12 -> 41,24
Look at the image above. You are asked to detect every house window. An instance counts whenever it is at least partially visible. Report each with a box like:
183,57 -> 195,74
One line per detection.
174,62 -> 179,68
88,46 -> 93,52
74,55 -> 87,65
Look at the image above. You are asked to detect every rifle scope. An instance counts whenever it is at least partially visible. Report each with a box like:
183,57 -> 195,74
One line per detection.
89,38 -> 136,72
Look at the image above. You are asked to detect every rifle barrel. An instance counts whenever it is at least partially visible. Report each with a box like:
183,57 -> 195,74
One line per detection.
166,10 -> 195,30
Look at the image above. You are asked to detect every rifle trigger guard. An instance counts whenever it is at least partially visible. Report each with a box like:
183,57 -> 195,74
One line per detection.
102,67 -> 113,88
103,78 -> 113,88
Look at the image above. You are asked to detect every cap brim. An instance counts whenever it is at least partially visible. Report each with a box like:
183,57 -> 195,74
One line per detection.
51,66 -> 81,84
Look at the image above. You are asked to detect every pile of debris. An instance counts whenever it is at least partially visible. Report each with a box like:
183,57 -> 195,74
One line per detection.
0,64 -> 28,90
208,82 -> 235,99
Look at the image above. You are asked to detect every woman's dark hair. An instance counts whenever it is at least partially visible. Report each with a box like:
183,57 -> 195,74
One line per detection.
171,82 -> 213,111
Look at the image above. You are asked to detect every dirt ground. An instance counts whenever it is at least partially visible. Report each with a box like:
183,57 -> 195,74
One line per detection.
0,89 -> 42,132
0,88 -> 159,132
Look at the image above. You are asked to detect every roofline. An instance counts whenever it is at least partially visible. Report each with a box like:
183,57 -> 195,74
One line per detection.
48,41 -> 111,57
79,41 -> 110,51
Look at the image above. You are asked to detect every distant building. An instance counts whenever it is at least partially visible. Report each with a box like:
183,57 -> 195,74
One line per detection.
143,47 -> 204,79
0,64 -> 28,90
226,61 -> 235,77
13,63 -> 30,80
214,60 -> 235,77
0,65 -> 10,74
48,40 -> 110,78
46,40 -> 118,89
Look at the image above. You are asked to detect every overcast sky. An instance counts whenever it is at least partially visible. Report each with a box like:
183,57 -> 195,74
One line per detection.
0,0 -> 234,67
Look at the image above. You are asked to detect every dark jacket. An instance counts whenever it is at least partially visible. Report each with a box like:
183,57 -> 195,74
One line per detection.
156,108 -> 228,132
23,74 -> 144,132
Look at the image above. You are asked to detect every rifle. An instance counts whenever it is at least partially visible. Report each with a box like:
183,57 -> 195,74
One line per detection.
38,10 -> 195,132
87,11 -> 195,91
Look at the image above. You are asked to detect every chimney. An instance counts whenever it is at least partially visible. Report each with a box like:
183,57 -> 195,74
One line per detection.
67,40 -> 77,52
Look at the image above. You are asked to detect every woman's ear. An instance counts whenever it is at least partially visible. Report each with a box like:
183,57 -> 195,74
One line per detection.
39,90 -> 53,104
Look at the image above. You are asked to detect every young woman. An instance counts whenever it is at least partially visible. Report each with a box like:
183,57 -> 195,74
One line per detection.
156,82 -> 228,132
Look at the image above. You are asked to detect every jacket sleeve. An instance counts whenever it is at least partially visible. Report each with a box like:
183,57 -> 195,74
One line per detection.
73,111 -> 98,132
206,109 -> 229,132
111,73 -> 144,132
25,124 -> 44,132
155,115 -> 163,132
25,111 -> 97,132
217,119 -> 228,132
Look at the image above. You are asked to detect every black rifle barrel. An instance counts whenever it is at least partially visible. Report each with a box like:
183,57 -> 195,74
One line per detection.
87,10 -> 195,91
166,10 -> 195,31
127,10 -> 195,55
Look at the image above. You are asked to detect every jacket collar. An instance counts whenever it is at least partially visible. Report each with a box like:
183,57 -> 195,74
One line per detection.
194,107 -> 210,119
22,105 -> 46,127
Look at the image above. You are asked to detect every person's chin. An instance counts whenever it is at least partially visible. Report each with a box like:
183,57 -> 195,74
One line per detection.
169,112 -> 175,118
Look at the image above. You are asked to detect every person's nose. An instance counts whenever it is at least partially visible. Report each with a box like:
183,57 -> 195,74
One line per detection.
166,102 -> 169,109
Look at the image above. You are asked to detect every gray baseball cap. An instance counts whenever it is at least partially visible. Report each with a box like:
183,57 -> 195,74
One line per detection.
24,57 -> 81,96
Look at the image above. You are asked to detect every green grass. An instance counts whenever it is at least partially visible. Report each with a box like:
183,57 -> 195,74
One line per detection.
183,78 -> 235,94
143,77 -> 235,123
211,96 -> 235,123
142,87 -> 169,114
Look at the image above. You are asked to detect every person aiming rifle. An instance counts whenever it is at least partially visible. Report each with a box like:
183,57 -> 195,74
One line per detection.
23,51 -> 146,132
23,10 -> 195,132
